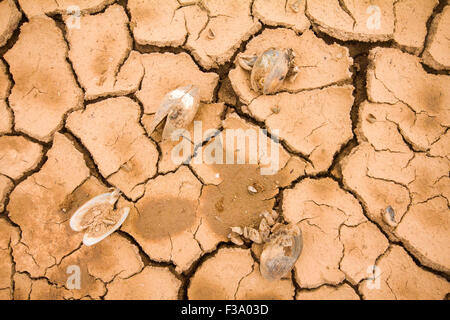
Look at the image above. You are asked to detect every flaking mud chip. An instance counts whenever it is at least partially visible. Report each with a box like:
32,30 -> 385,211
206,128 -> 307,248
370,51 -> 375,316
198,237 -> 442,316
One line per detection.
228,232 -> 244,246
261,210 -> 275,226
259,218 -> 271,242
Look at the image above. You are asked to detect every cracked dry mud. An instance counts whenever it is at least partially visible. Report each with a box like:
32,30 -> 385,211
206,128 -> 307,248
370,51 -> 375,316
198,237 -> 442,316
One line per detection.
0,0 -> 448,301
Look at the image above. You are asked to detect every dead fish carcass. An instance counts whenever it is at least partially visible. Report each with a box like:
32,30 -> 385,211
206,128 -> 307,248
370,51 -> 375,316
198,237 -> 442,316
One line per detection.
238,48 -> 298,94
70,189 -> 129,246
147,85 -> 200,141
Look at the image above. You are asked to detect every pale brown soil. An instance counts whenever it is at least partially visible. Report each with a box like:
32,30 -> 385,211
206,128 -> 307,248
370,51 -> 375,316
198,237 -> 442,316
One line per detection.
0,0 -> 449,300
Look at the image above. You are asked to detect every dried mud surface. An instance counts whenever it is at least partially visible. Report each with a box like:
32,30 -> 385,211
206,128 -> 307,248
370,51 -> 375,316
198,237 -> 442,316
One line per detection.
0,0 -> 448,300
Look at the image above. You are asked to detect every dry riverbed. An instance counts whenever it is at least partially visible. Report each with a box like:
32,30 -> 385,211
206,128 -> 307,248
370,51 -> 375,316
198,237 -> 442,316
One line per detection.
0,0 -> 449,300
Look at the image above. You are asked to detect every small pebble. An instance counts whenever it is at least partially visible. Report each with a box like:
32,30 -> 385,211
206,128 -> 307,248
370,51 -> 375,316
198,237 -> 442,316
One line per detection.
247,227 -> 263,244
367,113 -> 377,124
215,197 -> 224,212
248,185 -> 258,194
259,218 -> 271,242
383,206 -> 398,227
207,28 -> 215,40
270,210 -> 279,221
271,106 -> 280,114
228,232 -> 244,246
231,226 -> 243,235
261,210 -> 275,226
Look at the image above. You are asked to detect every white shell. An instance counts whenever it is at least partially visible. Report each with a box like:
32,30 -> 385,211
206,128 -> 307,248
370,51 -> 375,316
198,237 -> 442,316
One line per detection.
69,190 -> 120,232
260,224 -> 303,281
69,189 -> 129,246
250,49 -> 292,94
261,210 -> 275,226
83,207 -> 129,246
147,85 -> 201,141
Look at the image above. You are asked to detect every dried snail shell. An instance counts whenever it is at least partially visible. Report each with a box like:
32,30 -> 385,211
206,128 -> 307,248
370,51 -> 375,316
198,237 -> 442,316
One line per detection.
260,223 -> 303,281
238,48 -> 298,95
147,85 -> 200,141
70,189 -> 129,246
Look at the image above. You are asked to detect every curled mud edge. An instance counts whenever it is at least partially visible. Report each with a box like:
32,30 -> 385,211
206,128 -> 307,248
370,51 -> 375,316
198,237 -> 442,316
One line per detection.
0,0 -> 449,300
